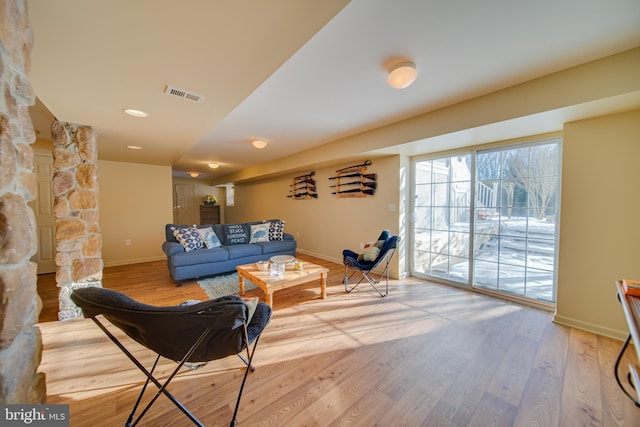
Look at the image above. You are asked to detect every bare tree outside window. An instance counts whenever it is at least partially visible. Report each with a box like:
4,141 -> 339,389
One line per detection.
504,144 -> 560,220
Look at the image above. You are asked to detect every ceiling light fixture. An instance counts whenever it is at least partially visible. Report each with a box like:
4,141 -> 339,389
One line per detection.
123,108 -> 150,118
189,172 -> 199,178
126,145 -> 143,150
387,61 -> 418,89
252,139 -> 268,149
208,163 -> 219,169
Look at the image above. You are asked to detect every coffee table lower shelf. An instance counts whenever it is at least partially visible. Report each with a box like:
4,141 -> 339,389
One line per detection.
236,261 -> 329,307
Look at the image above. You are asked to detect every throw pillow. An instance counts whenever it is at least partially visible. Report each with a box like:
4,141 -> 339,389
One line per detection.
243,297 -> 259,324
357,239 -> 384,262
196,226 -> 222,249
221,224 -> 250,245
172,226 -> 204,252
249,223 -> 270,243
267,220 -> 285,241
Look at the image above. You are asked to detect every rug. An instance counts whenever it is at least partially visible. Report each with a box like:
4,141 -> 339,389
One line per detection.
197,272 -> 258,300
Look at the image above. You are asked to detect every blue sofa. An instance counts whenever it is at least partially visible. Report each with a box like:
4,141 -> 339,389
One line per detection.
162,220 -> 296,284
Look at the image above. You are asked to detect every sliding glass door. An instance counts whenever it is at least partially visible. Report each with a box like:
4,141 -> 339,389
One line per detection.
413,154 -> 472,282
411,138 -> 561,305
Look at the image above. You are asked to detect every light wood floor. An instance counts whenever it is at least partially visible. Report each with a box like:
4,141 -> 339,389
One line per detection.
36,254 -> 640,426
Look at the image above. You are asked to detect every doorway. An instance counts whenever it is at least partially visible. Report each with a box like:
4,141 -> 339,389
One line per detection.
30,151 -> 56,274
173,184 -> 196,225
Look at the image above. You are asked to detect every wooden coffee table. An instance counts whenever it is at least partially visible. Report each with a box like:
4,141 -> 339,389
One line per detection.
236,261 -> 329,307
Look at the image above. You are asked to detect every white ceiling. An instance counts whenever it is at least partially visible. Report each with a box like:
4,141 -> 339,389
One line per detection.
28,0 -> 640,181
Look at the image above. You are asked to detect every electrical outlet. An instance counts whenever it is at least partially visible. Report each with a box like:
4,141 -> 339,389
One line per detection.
125,239 -> 131,246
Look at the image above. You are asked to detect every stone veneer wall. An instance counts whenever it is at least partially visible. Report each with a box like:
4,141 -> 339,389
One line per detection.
0,0 -> 46,403
51,122 -> 103,320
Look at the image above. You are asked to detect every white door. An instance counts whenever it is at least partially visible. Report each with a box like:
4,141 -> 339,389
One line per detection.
174,184 -> 196,225
30,152 -> 56,274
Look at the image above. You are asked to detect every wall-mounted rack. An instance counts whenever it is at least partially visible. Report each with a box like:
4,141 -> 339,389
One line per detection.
288,171 -> 317,200
329,160 -> 377,198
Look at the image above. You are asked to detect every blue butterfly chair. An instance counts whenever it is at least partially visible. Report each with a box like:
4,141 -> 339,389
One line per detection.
71,287 -> 271,427
342,230 -> 400,297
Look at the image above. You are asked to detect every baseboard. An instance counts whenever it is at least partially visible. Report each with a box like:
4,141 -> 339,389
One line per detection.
296,249 -> 342,265
295,249 -> 402,280
103,256 -> 165,268
553,313 -> 628,341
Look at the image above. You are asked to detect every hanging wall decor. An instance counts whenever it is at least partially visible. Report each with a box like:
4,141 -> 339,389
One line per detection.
288,171 -> 317,200
329,160 -> 377,198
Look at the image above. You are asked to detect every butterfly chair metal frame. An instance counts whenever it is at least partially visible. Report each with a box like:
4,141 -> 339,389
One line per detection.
71,287 -> 271,427
343,231 -> 400,297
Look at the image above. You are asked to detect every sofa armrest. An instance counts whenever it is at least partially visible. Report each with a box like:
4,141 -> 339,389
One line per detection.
283,232 -> 295,241
162,241 -> 185,257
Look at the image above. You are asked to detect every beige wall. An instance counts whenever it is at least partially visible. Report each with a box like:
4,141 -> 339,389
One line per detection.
226,156 -> 403,277
97,171 -> 226,267
98,160 -> 174,266
555,109 -> 640,339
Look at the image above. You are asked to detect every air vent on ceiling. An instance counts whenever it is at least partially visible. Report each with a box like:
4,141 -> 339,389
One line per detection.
164,85 -> 205,103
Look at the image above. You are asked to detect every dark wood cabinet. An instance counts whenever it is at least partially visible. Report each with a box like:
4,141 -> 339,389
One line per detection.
200,204 -> 220,225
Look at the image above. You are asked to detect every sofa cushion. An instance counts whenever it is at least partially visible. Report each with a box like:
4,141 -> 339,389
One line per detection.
256,239 -> 297,255
171,246 -> 229,267
225,243 -> 262,259
249,223 -> 270,243
173,226 -> 204,252
221,224 -> 250,245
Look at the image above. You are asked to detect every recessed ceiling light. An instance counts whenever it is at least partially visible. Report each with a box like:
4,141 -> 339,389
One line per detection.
126,145 -> 143,150
252,139 -> 268,149
123,108 -> 150,118
189,172 -> 199,178
208,163 -> 219,169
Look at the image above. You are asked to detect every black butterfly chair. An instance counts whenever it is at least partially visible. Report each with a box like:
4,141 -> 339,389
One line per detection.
70,287 -> 271,427
343,230 -> 400,297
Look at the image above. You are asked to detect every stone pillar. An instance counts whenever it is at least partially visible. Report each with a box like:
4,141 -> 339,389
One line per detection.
0,0 -> 46,403
51,122 -> 103,320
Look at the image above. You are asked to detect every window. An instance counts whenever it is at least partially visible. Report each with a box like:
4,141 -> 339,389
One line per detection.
226,185 -> 235,207
412,138 -> 561,305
